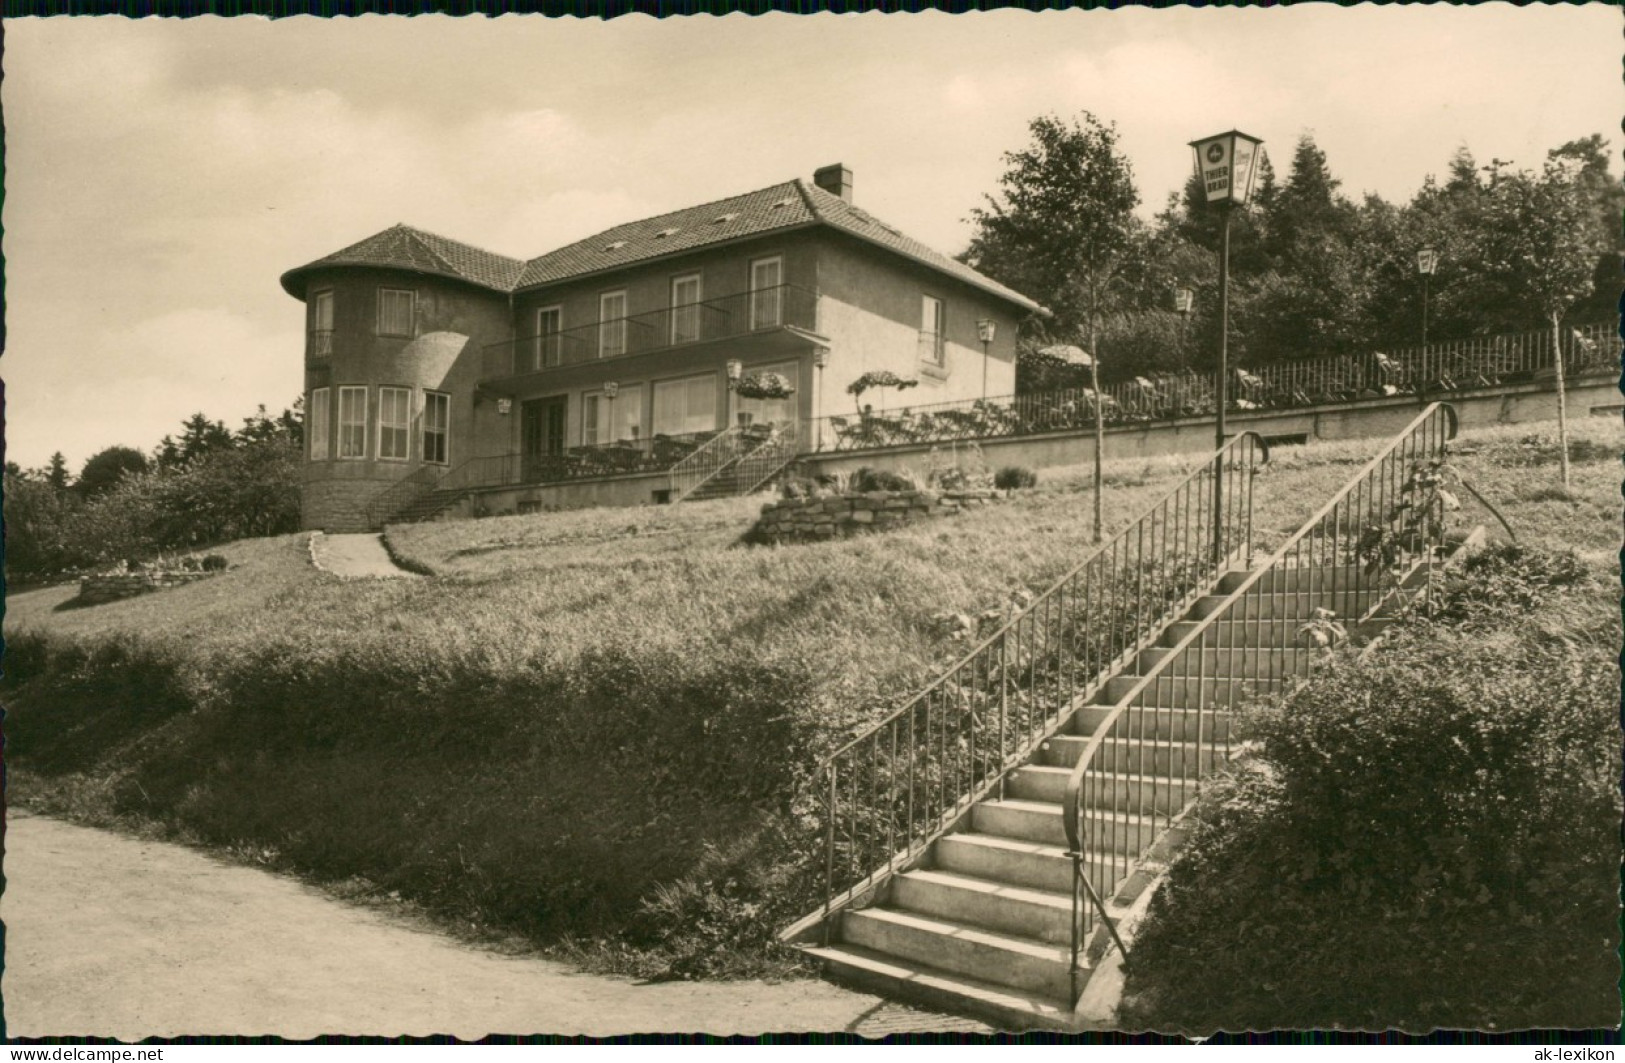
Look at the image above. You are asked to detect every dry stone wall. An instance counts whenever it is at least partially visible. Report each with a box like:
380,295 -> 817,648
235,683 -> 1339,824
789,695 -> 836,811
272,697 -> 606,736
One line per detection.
748,488 -> 1002,544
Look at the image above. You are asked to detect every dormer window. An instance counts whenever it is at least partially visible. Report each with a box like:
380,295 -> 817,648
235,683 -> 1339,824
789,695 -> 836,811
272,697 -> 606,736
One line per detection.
713,213 -> 739,224
604,240 -> 628,252
654,227 -> 680,239
771,198 -> 795,210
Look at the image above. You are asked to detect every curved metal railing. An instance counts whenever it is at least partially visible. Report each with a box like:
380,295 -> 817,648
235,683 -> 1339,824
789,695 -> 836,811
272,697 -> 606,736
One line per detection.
780,431 -> 1269,943
1060,402 -> 1459,987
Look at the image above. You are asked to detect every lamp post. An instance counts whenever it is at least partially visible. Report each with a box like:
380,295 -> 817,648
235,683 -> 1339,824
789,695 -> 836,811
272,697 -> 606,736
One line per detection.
725,358 -> 743,428
1174,285 -> 1194,374
602,381 -> 619,445
976,318 -> 996,402
812,346 -> 830,450
1189,129 -> 1264,561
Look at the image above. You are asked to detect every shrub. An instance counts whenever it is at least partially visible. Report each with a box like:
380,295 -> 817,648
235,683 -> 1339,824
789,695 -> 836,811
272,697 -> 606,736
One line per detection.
201,554 -> 229,572
851,466 -> 912,493
994,466 -> 1038,490
1122,555 -> 1619,1032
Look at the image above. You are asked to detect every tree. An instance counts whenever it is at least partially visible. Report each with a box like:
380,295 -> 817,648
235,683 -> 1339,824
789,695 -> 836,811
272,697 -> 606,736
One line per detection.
45,451 -> 70,492
964,112 -> 1142,541
1473,160 -> 1607,484
177,413 -> 234,465
76,446 -> 150,498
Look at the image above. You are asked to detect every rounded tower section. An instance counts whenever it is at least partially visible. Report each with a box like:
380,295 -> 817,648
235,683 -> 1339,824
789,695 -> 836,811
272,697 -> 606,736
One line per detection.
281,227 -> 523,531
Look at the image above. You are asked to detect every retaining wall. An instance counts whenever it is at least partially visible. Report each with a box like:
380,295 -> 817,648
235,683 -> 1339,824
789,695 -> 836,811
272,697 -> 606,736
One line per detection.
748,488 -> 1001,544
77,570 -> 216,606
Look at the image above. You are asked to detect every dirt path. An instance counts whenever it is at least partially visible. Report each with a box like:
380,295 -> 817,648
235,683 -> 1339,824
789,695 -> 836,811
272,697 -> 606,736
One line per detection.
2,812 -> 986,1039
308,532 -> 418,579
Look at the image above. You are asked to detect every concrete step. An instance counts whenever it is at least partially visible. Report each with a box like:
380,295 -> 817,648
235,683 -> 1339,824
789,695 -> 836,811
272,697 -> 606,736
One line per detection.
931,832 -> 1075,895
840,907 -> 1074,1001
799,943 -> 1077,1032
1159,617 -> 1312,648
890,869 -> 1072,945
1132,645 -> 1315,681
971,799 -> 1068,846
969,798 -> 1159,856
1220,565 -> 1369,594
1040,734 -> 1227,778
1071,705 -> 1234,744
1101,674 -> 1274,708
1008,764 -> 1192,816
1189,590 -> 1382,621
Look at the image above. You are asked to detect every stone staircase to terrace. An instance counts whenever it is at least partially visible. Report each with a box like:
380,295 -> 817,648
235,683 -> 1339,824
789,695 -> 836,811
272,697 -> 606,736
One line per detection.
783,402 -> 1465,1031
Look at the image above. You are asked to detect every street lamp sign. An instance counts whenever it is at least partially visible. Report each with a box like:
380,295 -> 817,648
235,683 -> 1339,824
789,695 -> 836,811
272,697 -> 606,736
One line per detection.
1417,247 -> 1439,275
1174,287 -> 1195,315
1189,130 -> 1265,206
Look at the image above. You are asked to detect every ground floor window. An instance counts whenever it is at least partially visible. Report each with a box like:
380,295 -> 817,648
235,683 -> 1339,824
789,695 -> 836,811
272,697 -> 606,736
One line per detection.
423,390 -> 450,464
652,373 -> 717,437
378,386 -> 411,460
582,383 -> 644,445
309,387 -> 330,461
338,386 -> 367,459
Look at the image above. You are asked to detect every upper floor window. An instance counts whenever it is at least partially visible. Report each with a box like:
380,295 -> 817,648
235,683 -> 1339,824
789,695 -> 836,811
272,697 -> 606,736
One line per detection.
378,386 -> 411,461
671,274 -> 702,345
377,288 -> 416,338
599,290 -> 628,359
423,390 -> 450,465
920,295 -> 946,367
311,291 -> 335,357
534,306 -> 563,370
337,386 -> 368,459
750,257 -> 783,329
309,387 -> 330,461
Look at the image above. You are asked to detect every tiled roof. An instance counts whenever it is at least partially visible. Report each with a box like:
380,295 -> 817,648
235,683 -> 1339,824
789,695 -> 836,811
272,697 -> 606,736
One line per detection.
516,182 -> 815,288
281,180 -> 1045,315
280,224 -> 526,298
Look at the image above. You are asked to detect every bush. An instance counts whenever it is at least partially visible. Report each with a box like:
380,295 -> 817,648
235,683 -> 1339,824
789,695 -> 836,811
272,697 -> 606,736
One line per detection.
1122,551 -> 1619,1031
994,466 -> 1038,490
201,554 -> 229,572
851,466 -> 913,493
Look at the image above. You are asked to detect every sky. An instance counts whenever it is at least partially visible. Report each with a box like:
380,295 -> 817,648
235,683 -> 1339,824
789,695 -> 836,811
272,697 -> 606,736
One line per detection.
4,6 -> 1619,472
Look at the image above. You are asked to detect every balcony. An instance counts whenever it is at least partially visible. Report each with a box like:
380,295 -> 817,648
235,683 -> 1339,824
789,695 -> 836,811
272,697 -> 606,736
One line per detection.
482,284 -> 819,382
309,329 -> 334,359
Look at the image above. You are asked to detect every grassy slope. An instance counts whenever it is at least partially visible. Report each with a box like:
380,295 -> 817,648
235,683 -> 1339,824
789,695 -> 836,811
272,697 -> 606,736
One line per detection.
5,417 -> 1617,976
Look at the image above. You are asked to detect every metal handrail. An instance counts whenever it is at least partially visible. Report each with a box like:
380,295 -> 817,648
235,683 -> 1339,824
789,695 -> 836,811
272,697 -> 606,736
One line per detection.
781,431 -> 1269,944
668,424 -> 748,501
1059,402 -> 1459,986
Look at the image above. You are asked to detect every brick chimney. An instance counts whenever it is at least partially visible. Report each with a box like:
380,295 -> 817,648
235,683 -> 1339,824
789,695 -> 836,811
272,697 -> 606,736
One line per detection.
813,163 -> 853,203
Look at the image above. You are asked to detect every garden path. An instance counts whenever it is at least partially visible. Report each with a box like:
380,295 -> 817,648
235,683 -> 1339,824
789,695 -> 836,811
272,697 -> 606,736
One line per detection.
309,532 -> 418,580
2,812 -> 988,1039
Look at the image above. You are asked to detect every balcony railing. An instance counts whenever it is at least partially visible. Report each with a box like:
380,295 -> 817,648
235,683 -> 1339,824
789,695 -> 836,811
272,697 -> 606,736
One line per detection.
517,429 -> 726,484
483,284 -> 820,380
309,330 -> 334,359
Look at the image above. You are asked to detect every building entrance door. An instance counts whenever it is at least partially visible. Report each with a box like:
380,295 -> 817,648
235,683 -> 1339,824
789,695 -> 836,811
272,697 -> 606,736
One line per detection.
521,396 -> 568,482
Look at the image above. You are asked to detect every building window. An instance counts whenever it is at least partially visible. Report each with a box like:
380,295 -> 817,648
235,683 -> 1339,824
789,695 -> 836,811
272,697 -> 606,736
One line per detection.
338,386 -> 368,459
653,373 -> 717,437
534,306 -> 563,370
599,290 -> 627,359
582,384 -> 644,445
423,390 -> 450,465
920,295 -> 946,367
671,274 -> 702,345
311,291 -> 334,358
378,386 -> 411,461
378,288 -> 416,338
750,257 -> 783,329
309,387 -> 330,461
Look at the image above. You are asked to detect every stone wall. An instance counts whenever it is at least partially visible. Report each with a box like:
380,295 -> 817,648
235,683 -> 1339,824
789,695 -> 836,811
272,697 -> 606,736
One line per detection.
748,488 -> 1001,544
77,570 -> 217,606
